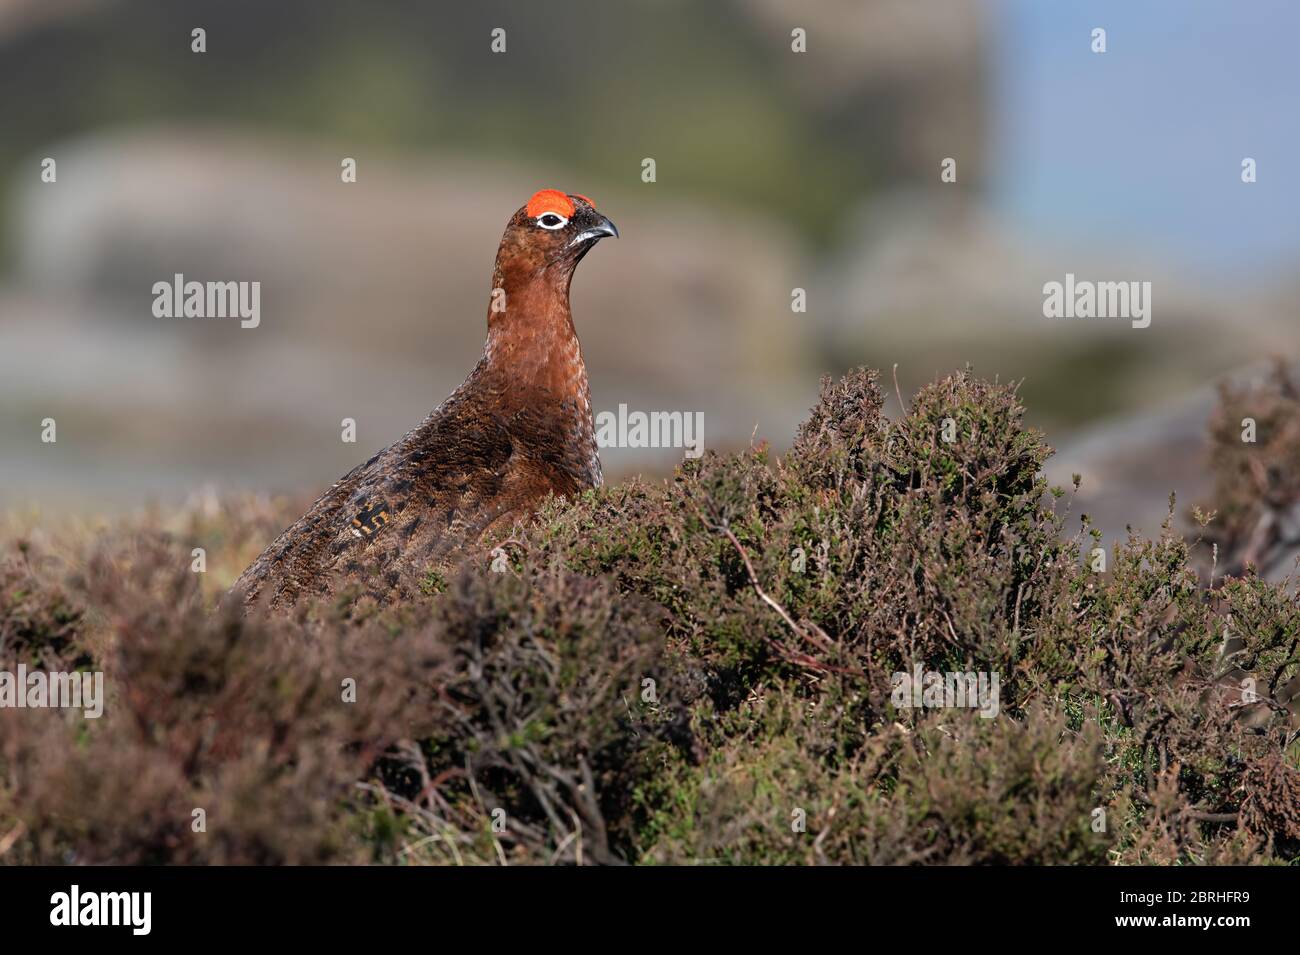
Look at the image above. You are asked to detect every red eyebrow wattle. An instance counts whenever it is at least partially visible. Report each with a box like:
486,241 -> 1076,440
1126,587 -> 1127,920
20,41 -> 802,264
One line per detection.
526,189 -> 575,218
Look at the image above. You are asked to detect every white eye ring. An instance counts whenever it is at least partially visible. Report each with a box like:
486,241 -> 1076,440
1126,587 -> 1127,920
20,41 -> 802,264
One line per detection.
536,212 -> 568,230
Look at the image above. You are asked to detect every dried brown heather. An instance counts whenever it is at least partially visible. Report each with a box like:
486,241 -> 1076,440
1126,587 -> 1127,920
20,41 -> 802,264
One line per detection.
1197,359 -> 1300,579
1,366 -> 1297,865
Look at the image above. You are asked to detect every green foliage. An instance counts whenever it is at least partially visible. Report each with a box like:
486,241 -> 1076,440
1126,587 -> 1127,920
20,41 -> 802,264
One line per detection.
2,366 -> 1298,865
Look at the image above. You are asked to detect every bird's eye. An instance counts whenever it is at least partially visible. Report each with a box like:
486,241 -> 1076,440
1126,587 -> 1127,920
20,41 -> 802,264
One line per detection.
537,213 -> 568,230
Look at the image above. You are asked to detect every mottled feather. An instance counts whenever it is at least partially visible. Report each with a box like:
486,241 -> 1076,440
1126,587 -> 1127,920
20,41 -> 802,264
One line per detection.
230,192 -> 615,611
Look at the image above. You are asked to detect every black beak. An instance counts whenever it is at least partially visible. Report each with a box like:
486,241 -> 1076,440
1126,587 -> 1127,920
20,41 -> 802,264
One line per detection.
570,213 -> 619,246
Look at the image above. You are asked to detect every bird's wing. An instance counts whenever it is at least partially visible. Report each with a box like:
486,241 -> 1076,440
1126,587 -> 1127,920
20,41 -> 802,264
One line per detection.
231,385 -> 517,608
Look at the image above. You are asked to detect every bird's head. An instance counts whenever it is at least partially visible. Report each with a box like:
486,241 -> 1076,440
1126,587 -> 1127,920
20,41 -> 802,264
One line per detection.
498,189 -> 619,276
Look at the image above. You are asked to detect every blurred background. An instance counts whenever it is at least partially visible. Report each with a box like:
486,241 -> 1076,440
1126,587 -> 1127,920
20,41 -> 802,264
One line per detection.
1,0 -> 1296,546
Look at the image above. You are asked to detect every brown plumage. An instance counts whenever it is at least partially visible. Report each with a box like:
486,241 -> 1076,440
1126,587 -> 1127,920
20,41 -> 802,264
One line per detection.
231,189 -> 617,610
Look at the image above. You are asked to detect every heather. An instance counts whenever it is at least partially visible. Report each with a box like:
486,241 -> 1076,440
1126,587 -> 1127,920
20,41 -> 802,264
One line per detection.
1,367 -> 1297,865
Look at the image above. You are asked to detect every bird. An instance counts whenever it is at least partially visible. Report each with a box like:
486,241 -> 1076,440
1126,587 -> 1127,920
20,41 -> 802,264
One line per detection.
230,189 -> 618,610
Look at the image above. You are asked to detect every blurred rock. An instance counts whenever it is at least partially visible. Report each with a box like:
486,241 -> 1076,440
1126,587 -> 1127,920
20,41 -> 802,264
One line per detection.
2,128 -> 815,507
1047,361 -> 1300,580
744,0 -> 988,179
0,0 -> 107,41
823,190 -> 1296,429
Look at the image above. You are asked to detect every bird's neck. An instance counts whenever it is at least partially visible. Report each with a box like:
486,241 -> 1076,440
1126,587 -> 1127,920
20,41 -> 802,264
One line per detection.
483,266 -> 588,399
478,258 -> 602,489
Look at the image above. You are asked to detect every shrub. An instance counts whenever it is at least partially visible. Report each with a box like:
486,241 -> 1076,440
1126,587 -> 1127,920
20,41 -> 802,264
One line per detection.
2,365 -> 1297,865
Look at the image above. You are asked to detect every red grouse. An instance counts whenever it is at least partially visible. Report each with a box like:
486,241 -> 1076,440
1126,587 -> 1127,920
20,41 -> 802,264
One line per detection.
232,189 -> 617,610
